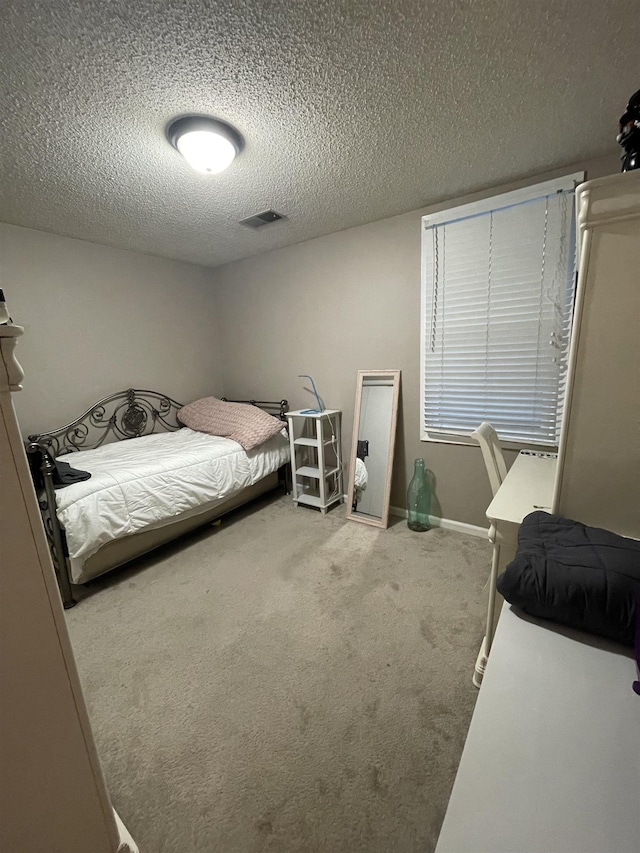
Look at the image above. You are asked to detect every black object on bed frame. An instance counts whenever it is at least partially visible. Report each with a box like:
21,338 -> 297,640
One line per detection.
25,389 -> 289,609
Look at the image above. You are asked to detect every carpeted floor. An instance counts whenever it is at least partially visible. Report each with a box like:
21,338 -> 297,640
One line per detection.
66,494 -> 490,853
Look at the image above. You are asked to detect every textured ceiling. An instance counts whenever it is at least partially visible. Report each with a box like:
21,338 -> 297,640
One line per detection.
1,1 -> 638,268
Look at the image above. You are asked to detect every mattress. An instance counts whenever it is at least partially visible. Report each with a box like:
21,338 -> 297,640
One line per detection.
55,427 -> 289,567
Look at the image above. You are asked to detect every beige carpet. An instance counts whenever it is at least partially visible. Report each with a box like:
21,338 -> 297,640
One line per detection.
66,494 -> 490,853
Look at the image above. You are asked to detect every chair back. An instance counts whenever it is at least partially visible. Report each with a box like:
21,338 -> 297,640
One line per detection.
472,422 -> 507,498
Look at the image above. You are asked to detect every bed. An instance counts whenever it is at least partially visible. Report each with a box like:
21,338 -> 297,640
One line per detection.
26,389 -> 290,608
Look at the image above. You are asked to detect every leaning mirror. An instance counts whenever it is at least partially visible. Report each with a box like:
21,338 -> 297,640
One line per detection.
346,370 -> 401,529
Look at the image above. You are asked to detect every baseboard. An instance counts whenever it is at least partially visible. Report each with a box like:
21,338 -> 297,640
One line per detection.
389,505 -> 489,539
342,495 -> 488,539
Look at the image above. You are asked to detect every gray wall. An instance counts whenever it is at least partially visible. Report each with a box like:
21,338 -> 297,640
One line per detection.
0,153 -> 620,527
0,224 -> 222,437
213,154 -> 619,527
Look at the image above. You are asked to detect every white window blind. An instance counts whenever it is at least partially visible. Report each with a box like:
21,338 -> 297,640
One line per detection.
421,175 -> 581,446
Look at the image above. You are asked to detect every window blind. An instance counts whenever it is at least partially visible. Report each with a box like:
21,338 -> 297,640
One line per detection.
421,177 -> 579,445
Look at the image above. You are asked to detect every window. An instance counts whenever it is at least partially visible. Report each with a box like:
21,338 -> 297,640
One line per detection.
420,174 -> 582,446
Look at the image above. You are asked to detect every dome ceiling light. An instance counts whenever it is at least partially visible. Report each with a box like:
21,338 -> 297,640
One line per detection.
167,115 -> 244,175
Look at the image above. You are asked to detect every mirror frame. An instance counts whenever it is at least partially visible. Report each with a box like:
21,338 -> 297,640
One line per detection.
346,369 -> 401,529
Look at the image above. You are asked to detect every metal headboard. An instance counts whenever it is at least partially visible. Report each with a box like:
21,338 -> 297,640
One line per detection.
221,397 -> 289,422
26,388 -> 183,457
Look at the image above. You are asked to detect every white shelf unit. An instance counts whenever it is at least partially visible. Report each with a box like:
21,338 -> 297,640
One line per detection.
286,409 -> 343,514
552,170 -> 640,539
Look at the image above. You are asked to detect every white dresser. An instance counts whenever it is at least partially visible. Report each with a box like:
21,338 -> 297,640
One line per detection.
553,169 -> 640,538
0,323 -> 137,853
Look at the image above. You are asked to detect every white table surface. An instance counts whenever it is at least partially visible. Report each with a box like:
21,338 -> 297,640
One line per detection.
486,451 -> 557,530
286,409 -> 341,418
436,606 -> 640,853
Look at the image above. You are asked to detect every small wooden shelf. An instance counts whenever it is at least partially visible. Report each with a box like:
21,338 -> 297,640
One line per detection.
295,465 -> 321,478
293,436 -> 334,447
294,493 -> 324,508
286,409 -> 343,515
295,465 -> 340,479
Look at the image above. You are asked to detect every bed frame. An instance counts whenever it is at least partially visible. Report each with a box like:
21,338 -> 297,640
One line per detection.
25,389 -> 289,609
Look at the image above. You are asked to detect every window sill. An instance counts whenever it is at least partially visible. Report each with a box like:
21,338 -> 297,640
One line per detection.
421,430 -> 558,453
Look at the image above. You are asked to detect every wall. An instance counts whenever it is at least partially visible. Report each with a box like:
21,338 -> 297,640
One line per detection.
0,224 -> 222,437
213,154 -> 620,527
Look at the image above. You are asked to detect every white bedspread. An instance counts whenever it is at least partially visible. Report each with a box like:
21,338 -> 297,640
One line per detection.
55,427 -> 289,564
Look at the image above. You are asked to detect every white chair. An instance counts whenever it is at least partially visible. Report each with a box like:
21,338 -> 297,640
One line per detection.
471,421 -> 507,687
472,421 -> 507,497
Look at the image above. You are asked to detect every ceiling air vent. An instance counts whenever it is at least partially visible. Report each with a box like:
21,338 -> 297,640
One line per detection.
239,209 -> 284,228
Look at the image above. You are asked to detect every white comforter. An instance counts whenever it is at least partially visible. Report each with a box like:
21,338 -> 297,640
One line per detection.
55,427 -> 290,565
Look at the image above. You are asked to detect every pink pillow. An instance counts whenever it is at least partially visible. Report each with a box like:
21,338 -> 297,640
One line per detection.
178,397 -> 285,451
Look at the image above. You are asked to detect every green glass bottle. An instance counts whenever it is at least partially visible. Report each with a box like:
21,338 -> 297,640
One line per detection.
407,458 -> 431,531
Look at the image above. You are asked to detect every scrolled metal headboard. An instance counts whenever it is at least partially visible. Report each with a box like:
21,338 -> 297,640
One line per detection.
26,388 -> 183,457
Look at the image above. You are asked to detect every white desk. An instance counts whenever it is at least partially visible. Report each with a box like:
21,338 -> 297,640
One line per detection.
437,606 -> 640,853
473,451 -> 557,687
487,450 -> 557,545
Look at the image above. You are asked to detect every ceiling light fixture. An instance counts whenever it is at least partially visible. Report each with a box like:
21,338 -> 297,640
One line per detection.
167,115 -> 244,175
